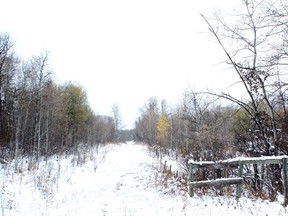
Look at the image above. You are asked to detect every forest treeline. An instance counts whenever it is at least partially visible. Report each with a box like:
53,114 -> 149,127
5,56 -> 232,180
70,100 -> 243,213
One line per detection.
135,0 -> 288,200
0,33 -> 123,159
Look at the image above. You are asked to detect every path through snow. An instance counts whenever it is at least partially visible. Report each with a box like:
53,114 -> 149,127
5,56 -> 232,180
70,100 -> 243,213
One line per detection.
50,142 -> 184,215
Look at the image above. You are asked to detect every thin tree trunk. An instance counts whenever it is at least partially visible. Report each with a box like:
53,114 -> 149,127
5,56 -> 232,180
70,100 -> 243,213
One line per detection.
15,114 -> 22,172
45,108 -> 49,155
37,106 -> 42,159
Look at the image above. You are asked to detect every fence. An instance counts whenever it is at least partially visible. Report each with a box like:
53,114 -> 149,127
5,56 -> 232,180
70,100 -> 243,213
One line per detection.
188,155 -> 288,206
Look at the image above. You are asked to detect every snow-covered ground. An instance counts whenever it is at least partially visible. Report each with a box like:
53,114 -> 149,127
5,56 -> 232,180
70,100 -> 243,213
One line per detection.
0,142 -> 287,215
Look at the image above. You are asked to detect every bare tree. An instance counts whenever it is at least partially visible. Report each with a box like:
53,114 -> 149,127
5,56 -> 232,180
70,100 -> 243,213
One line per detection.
0,33 -> 16,148
29,51 -> 52,158
201,0 -> 286,156
201,0 -> 288,197
112,103 -> 123,141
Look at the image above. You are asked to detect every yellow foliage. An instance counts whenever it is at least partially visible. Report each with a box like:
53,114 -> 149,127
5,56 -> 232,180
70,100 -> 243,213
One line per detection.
156,113 -> 169,145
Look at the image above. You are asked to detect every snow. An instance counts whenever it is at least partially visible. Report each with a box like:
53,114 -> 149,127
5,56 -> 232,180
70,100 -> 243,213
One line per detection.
189,155 -> 288,165
0,142 -> 287,215
188,160 -> 216,165
191,177 -> 243,183
222,155 -> 288,163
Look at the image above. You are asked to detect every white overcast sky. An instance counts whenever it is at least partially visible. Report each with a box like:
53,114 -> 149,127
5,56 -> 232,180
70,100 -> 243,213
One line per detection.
0,0 -> 240,129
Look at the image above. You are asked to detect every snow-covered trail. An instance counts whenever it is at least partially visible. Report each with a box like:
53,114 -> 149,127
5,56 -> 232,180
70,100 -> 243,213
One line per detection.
1,142 -> 287,215
50,142 -> 183,215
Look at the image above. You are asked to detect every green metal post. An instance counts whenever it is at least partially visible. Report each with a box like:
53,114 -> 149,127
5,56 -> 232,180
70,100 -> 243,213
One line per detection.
236,162 -> 243,200
188,162 -> 194,197
282,158 -> 288,206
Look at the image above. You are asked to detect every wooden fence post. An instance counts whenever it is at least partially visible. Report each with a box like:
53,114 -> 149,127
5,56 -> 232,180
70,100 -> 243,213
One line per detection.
282,158 -> 288,206
236,162 -> 243,200
188,162 -> 194,197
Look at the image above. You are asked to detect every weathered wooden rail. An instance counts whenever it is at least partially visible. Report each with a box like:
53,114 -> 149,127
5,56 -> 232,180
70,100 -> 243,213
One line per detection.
188,155 -> 288,206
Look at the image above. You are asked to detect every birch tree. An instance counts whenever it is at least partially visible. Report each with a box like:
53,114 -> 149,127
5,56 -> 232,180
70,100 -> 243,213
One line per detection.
112,103 -> 123,141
